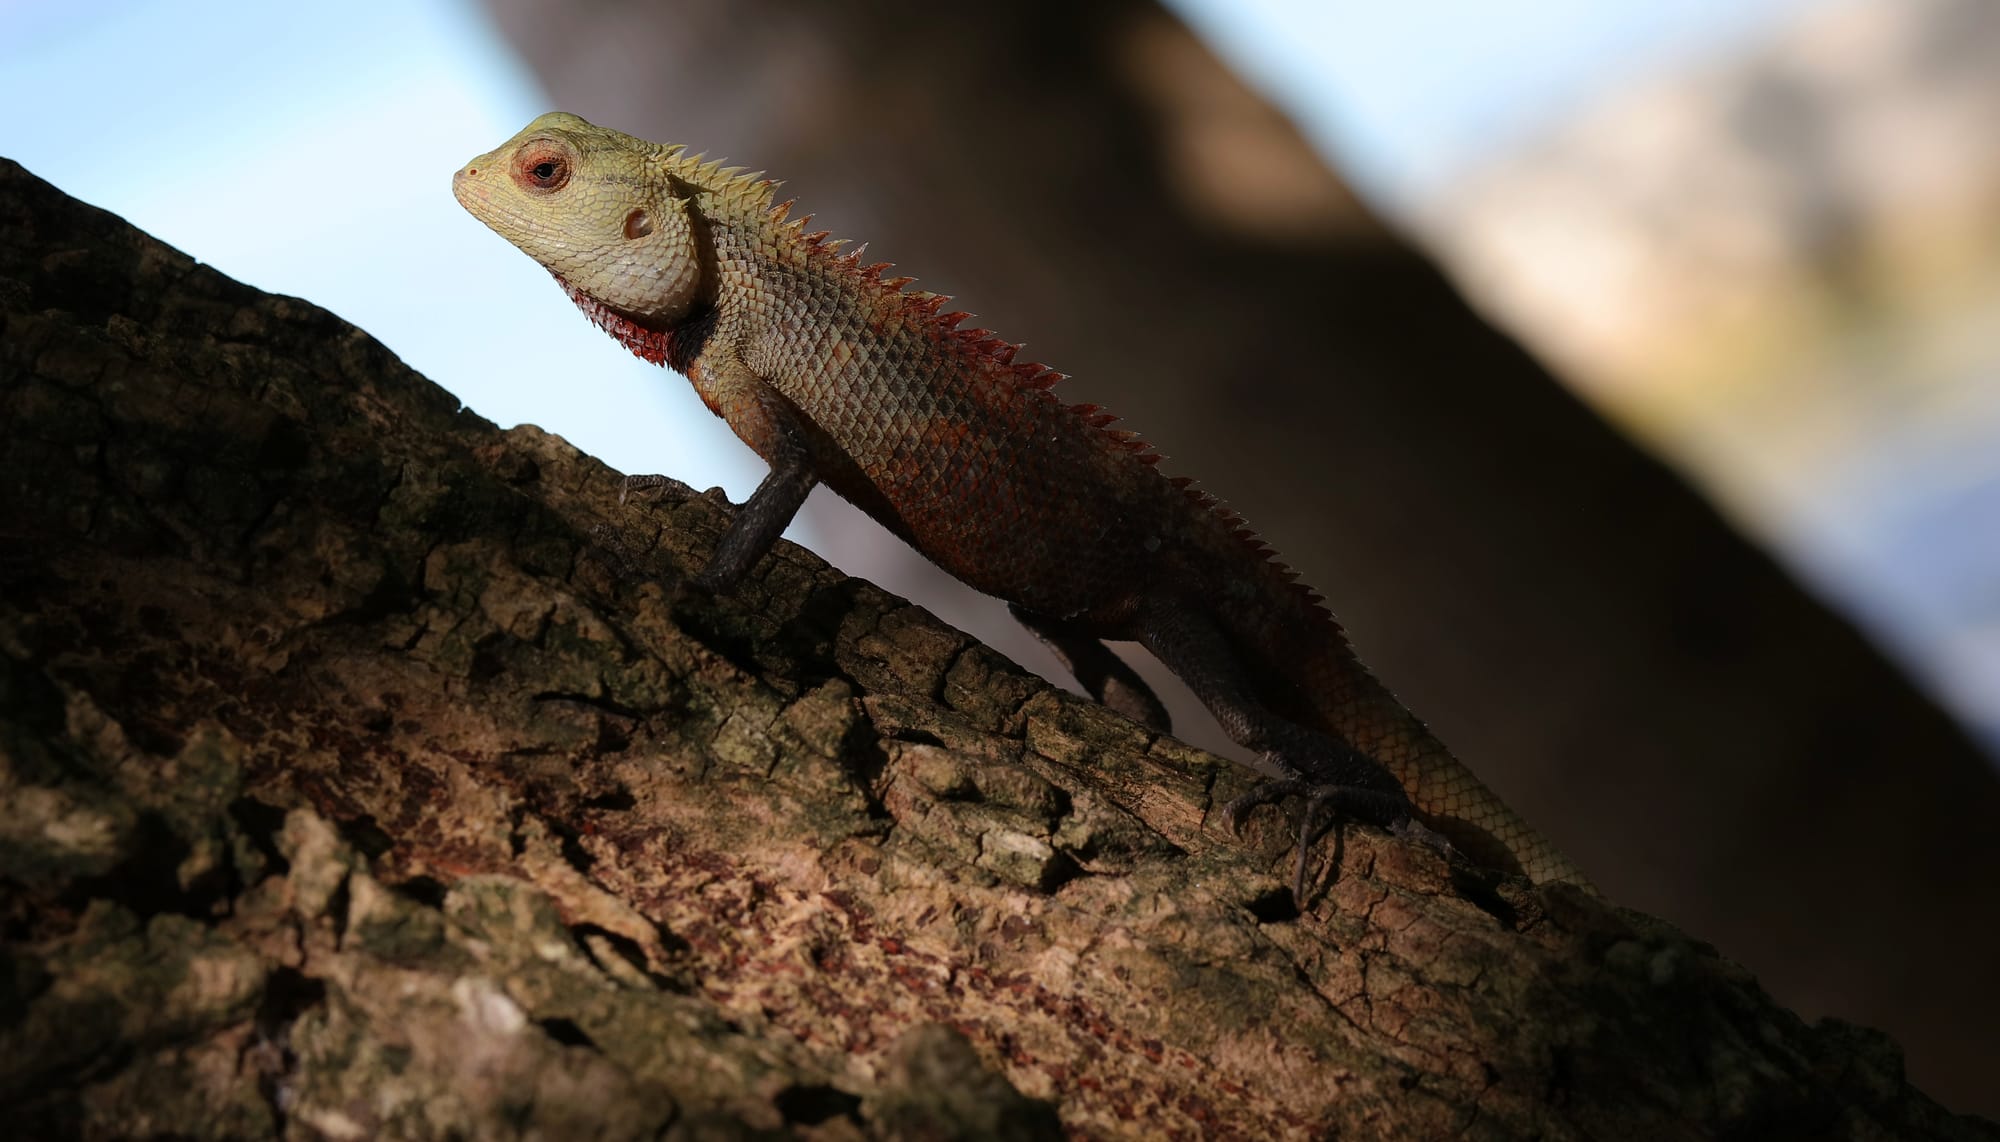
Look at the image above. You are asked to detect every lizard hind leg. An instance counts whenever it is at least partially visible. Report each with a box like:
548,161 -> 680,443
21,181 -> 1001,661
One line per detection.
1133,597 -> 1445,898
1009,604 -> 1172,732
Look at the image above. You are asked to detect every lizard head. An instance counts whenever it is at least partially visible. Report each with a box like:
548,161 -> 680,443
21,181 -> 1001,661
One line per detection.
454,112 -> 706,330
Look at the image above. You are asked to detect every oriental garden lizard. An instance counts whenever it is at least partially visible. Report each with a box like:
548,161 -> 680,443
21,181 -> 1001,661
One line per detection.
454,113 -> 1591,897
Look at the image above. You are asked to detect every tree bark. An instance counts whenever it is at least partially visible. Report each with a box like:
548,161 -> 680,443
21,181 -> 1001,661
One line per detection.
1,162 -> 1992,1139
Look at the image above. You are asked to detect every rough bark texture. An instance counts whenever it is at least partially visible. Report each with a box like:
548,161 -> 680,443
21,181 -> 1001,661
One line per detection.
3,164 -> 1995,1140
473,0 -> 2000,1113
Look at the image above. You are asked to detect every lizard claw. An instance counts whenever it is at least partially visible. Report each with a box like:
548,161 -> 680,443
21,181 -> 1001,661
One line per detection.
1222,778 -> 1439,900
1390,814 -> 1457,861
1219,778 -> 1312,838
619,473 -> 673,506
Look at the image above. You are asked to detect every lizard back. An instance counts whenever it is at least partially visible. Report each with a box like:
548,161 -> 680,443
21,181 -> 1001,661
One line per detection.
699,211 -> 1181,623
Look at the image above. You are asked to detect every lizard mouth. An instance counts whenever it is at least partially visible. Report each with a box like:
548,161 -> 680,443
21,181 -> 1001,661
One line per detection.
451,165 -> 491,212
450,169 -> 548,248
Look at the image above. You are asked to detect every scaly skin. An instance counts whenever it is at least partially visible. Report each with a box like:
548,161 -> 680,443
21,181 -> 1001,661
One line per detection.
454,113 -> 1590,892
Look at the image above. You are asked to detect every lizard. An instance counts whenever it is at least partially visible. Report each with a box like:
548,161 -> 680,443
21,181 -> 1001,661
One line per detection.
453,112 -> 1591,897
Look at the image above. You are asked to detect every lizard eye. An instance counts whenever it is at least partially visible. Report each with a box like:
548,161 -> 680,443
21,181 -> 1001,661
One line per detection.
516,150 -> 571,192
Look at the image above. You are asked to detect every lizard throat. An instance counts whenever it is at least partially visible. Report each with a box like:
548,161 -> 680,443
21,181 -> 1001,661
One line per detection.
551,272 -> 680,367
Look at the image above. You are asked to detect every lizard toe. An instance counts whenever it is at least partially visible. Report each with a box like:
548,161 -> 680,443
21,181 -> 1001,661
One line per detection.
1222,777 -> 1420,902
618,472 -> 672,505
1220,778 -> 1311,838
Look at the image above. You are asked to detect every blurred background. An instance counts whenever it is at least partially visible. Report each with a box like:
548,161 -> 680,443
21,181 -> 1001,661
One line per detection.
5,0 -> 1997,1114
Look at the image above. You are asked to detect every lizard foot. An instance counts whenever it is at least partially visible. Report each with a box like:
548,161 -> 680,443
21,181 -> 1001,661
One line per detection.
1222,780 -> 1453,900
614,475 -> 738,598
618,473 -> 674,505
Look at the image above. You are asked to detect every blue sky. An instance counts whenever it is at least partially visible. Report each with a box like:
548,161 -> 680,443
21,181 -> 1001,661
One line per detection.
1172,0 -> 1816,201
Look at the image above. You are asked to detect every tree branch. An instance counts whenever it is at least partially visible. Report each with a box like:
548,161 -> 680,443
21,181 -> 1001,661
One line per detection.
1,159 -> 1989,1139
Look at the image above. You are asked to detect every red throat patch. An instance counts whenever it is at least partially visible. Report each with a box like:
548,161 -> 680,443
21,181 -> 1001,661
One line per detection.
552,272 -> 677,366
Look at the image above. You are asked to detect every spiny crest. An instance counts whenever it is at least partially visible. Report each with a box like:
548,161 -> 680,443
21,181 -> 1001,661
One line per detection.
659,145 -> 779,214
1176,480 -> 1331,617
757,193 -> 1334,620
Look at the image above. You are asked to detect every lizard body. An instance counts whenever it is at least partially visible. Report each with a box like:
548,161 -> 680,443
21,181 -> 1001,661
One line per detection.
455,113 -> 1589,891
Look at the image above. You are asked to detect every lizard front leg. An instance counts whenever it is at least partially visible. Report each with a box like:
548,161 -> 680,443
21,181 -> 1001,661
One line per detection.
695,456 -> 817,594
628,358 -> 821,595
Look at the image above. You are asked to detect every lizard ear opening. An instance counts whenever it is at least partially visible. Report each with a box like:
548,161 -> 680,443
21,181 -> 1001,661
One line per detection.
623,208 -> 655,240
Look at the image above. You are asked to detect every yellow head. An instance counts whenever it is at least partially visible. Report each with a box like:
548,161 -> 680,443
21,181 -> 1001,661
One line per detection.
453,112 -> 705,329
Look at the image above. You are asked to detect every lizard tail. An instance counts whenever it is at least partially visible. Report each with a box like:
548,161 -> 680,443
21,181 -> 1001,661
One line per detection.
1232,594 -> 1595,890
